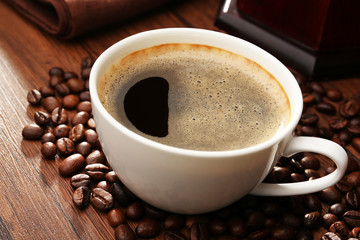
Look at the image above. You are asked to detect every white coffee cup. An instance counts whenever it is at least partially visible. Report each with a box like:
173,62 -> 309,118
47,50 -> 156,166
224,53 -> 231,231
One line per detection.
89,28 -> 348,214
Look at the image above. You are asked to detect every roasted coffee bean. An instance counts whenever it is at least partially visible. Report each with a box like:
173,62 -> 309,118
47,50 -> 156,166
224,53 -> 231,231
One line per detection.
22,124 -> 44,140
87,118 -> 96,129
300,155 -> 320,170
53,124 -> 70,138
352,138 -> 360,152
345,171 -> 360,187
125,202 -> 145,221
136,218 -> 161,238
271,225 -> 294,240
271,166 -> 291,182
336,179 -> 353,193
323,213 -> 338,228
316,102 -> 337,115
247,211 -> 266,230
300,126 -> 318,136
76,101 -> 92,113
85,163 -> 110,181
55,83 -> 70,96
105,171 -> 119,183
75,141 -> 92,157
350,227 -> 360,238
39,85 -> 55,97
90,187 -> 113,212
295,228 -> 313,240
49,75 -> 63,88
282,213 -> 302,229
86,150 -> 105,164
42,96 -> 61,113
62,94 -> 80,109
318,186 -> 342,204
318,127 -> 334,139
81,56 -> 94,70
97,180 -> 112,192
321,232 -> 341,240
227,217 -> 246,237
70,173 -> 91,189
110,182 -> 133,206
304,169 -> 320,179
67,78 -> 85,93
164,230 -> 187,240
114,224 -> 136,240
302,93 -> 315,105
69,124 -> 85,143
51,107 -> 68,125
190,222 -> 209,240
329,203 -> 348,218
338,130 -> 352,145
261,201 -> 283,217
303,194 -> 322,212
34,111 -> 50,127
329,221 -> 349,239
290,173 -> 305,182
107,208 -> 126,227
163,214 -> 186,231
248,229 -> 270,240
72,111 -> 90,125
81,67 -> 91,80
326,88 -> 343,102
347,156 -> 360,173
56,137 -> 74,156
41,142 -> 57,159
325,166 -> 336,175
304,211 -> 321,228
340,99 -> 360,118
72,186 -> 90,209
346,190 -> 360,209
289,195 -> 307,216
27,89 -> 42,105
49,66 -> 64,76
58,153 -> 85,177
290,159 -> 305,173
84,80 -> 89,90
329,117 -> 348,131
300,112 -> 319,125
84,129 -> 98,147
349,117 -> 360,127
310,82 -> 326,95
79,91 -> 91,101
63,71 -> 78,80
41,132 -> 56,143
143,204 -> 168,221
343,210 -> 360,227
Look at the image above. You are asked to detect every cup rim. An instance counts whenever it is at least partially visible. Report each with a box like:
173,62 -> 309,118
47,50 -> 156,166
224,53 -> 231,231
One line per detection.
89,28 -> 303,158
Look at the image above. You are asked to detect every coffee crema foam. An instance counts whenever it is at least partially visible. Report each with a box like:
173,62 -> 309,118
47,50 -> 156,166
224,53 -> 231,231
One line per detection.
98,43 -> 290,151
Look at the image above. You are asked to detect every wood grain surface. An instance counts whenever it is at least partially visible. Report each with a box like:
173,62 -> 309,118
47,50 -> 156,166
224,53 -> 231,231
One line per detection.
0,0 -> 359,239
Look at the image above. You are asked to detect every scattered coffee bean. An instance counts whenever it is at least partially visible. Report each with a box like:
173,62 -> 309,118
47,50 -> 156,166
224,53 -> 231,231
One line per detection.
39,85 -> 55,97
41,142 -> 57,159
70,173 -> 91,189
208,218 -> 227,235
350,227 -> 360,238
72,111 -> 90,125
114,224 -> 136,240
190,222 -> 209,240
34,111 -> 51,127
318,186 -> 343,204
329,203 -> 348,218
329,117 -> 348,131
22,124 -> 44,140
343,210 -> 360,228
107,208 -> 126,227
164,230 -> 187,240
316,102 -> 337,115
41,132 -> 56,144
303,194 -> 322,212
304,211 -> 321,228
79,91 -> 91,101
55,83 -> 70,96
302,93 -> 315,105
85,163 -> 110,181
346,190 -> 360,210
335,179 -> 353,193
72,186 -> 90,209
323,213 -> 338,228
81,67 -> 91,80
125,202 -> 145,221
86,149 -> 105,164
301,125 -> 318,136
63,71 -> 78,80
164,214 -> 186,231
110,182 -> 133,207
329,221 -> 349,239
105,171 -> 119,183
67,78 -> 85,93
321,232 -> 342,240
68,124 -> 85,143
340,100 -> 360,118
300,155 -> 320,170
42,96 -> 61,113
27,89 -> 42,105
53,124 -> 71,138
56,137 -> 74,156
62,94 -> 80,109
49,75 -> 63,88
326,88 -> 343,102
271,225 -> 294,240
135,218 -> 161,238
97,180 -> 112,192
90,187 -> 114,212
84,129 -> 98,147
352,138 -> 360,152
49,67 -> 64,76
51,107 -> 68,125
345,171 -> 360,187
310,82 -> 326,95
87,118 -> 96,129
75,141 -> 92,157
300,112 -> 319,125
58,153 -> 85,177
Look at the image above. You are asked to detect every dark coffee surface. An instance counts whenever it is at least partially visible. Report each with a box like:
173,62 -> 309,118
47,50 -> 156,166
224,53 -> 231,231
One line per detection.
98,43 -> 290,151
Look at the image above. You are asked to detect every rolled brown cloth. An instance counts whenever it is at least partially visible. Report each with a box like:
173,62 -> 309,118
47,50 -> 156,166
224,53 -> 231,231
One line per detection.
4,0 -> 173,38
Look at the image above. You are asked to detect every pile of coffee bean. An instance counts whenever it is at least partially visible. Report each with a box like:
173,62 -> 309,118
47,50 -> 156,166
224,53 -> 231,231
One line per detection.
22,59 -> 360,240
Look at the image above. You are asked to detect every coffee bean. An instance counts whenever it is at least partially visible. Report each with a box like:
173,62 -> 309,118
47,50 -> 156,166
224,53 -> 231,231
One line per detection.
110,182 -> 133,207
247,211 -> 266,230
164,230 -> 187,240
135,218 -> 161,238
282,213 -> 302,230
164,214 -> 186,231
63,71 -> 78,80
350,227 -> 360,238
316,102 -> 337,115
304,169 -> 320,179
300,155 -> 320,170
339,130 -> 352,145
303,194 -> 322,212
329,117 -> 348,131
76,101 -> 92,113
271,225 -> 294,240
58,153 -> 85,177
318,186 -> 343,204
318,127 -> 334,139
326,88 -> 343,102
72,111 -> 90,125
55,83 -> 70,96
290,173 -> 305,182
49,75 -> 63,88
321,232 -> 342,240
190,222 -> 209,240
304,211 -> 321,228
90,187 -> 113,212
67,78 -> 85,93
70,173 -> 90,189
34,111 -> 51,127
301,126 -> 319,136
72,186 -> 90,209
39,85 -> 55,97
352,138 -> 360,152
53,124 -> 71,138
105,171 -> 119,183
248,229 -> 270,240
87,118 -> 96,129
49,66 -> 64,76
107,208 -> 126,227
27,89 -> 42,105
43,96 -> 61,113
22,124 -> 44,140
310,82 -> 326,95
85,163 -> 110,181
81,67 -> 91,80
56,137 -> 74,156
329,221 -> 349,239
323,213 -> 338,229
348,124 -> 360,136
346,190 -> 360,209
114,224 -> 136,240
271,166 -> 291,183
295,228 -> 313,240
329,203 -> 348,218
302,93 -> 315,105
336,179 -> 353,193
97,180 -> 112,192
81,57 -> 94,70
343,210 -> 360,228
125,202 -> 145,221
75,141 -> 92,157
62,94 -> 80,109
226,217 -> 246,237
69,124 -> 85,143
79,91 -> 91,101
345,171 -> 360,187
41,132 -> 56,143
41,142 -> 57,159
51,107 -> 68,125
86,150 -> 105,164
300,112 -> 319,125
340,100 -> 360,118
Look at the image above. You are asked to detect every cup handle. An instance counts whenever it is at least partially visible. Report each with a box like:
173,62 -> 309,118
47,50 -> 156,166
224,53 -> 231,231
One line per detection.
250,136 -> 348,196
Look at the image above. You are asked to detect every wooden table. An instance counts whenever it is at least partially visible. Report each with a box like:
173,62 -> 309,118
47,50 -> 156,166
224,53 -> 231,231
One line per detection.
0,0 -> 359,239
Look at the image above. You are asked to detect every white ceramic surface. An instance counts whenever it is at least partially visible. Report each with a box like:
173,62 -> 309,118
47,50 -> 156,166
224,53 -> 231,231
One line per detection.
89,28 -> 348,214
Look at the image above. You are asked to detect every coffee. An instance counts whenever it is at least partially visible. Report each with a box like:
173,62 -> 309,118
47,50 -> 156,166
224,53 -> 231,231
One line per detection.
98,43 -> 290,151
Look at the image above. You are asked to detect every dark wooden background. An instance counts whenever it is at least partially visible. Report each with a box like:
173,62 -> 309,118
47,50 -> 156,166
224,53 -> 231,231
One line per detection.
0,0 -> 359,239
